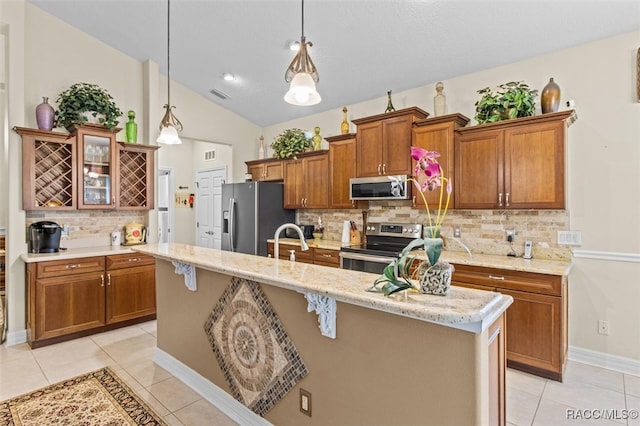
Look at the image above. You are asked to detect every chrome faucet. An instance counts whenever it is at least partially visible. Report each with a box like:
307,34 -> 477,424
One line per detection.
274,223 -> 309,260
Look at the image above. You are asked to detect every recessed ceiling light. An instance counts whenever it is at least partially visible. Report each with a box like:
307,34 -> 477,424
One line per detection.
222,73 -> 235,81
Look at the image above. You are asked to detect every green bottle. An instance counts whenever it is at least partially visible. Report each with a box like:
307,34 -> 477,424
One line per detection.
125,110 -> 138,143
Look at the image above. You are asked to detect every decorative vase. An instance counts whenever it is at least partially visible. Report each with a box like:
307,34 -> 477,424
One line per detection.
312,126 -> 322,150
341,107 -> 349,134
417,261 -> 454,296
35,97 -> 55,131
541,78 -> 561,114
433,82 -> 447,116
125,110 -> 138,143
385,90 -> 396,113
258,136 -> 265,159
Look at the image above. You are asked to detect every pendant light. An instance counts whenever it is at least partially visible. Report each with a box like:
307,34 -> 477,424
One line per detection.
284,0 -> 321,106
157,0 -> 183,145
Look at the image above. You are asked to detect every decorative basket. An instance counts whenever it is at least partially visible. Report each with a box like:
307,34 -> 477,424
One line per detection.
417,261 -> 454,296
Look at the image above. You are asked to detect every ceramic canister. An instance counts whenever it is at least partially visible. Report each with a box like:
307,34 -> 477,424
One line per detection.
125,222 -> 144,244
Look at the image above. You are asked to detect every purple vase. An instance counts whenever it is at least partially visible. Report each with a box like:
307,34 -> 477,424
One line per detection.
35,97 -> 55,131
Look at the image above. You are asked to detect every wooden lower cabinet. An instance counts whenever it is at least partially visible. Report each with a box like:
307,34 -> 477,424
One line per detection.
267,242 -> 340,268
452,263 -> 567,381
27,254 -> 156,348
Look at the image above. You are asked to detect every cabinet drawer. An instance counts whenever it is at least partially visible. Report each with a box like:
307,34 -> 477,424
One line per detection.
36,256 -> 105,278
452,263 -> 563,296
106,253 -> 155,270
314,248 -> 340,266
277,244 -> 314,262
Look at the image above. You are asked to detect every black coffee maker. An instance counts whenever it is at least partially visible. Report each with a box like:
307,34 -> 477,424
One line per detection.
28,221 -> 62,253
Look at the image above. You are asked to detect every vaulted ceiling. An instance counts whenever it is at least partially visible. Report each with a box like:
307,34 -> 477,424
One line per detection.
28,0 -> 640,127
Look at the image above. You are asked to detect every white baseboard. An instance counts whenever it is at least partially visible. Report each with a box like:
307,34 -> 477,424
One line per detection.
569,345 -> 640,376
5,329 -> 27,346
153,347 -> 272,426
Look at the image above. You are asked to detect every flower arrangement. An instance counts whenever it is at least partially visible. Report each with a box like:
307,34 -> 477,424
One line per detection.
368,147 -> 453,296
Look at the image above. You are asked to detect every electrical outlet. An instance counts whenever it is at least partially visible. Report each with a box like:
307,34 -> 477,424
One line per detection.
300,389 -> 312,417
454,227 -> 461,238
598,320 -> 610,335
505,230 -> 515,242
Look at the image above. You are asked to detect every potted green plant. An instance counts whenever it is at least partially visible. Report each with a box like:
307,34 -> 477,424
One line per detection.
474,81 -> 538,124
270,128 -> 311,159
54,82 -> 123,130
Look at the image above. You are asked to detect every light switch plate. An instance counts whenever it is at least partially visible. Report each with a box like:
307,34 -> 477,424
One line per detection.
557,230 -> 582,245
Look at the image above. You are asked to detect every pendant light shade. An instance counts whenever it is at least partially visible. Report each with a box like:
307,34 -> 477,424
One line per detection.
284,0 -> 321,106
157,0 -> 182,144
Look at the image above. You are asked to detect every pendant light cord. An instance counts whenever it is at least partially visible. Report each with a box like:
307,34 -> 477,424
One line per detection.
301,0 -> 304,38
167,0 -> 171,106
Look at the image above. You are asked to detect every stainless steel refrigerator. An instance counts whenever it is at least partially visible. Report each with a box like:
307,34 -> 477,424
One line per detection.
221,182 -> 295,256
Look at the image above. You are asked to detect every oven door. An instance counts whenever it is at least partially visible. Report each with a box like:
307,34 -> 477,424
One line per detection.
339,251 -> 396,275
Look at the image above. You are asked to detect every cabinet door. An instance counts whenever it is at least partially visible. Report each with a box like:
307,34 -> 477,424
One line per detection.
75,125 -> 117,209
116,143 -> 158,210
304,154 -> 329,208
382,114 -> 413,176
356,121 -> 383,177
329,136 -> 357,208
106,265 -> 156,324
247,163 -> 264,181
412,121 -> 455,208
454,129 -> 504,209
313,248 -> 340,268
264,161 -> 284,181
505,121 -> 565,209
35,272 -> 105,340
283,159 -> 304,208
499,288 -> 563,377
16,127 -> 77,210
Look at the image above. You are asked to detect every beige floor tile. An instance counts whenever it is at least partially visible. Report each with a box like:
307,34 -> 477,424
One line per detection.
0,342 -> 33,364
507,386 -> 540,426
139,320 -> 158,336
98,332 -> 156,366
134,387 -> 171,417
90,323 -> 151,347
173,399 -> 238,426
123,359 -> 172,387
541,379 -> 627,425
162,413 -> 185,426
563,361 -> 625,394
627,394 -> 640,426
626,373 -> 640,398
534,398 -> 622,425
113,366 -> 145,392
147,377 -> 202,413
0,357 -> 49,400
507,368 -> 547,398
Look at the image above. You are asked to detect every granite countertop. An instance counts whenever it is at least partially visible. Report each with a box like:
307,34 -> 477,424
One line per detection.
20,245 -> 139,263
270,238 -> 572,276
133,243 -> 513,334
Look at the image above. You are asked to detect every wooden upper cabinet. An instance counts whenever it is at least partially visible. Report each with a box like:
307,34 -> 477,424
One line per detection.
116,142 -> 159,210
455,110 -> 576,209
283,151 -> 329,209
15,127 -> 77,210
246,158 -> 284,181
327,133 -> 358,209
354,107 -> 429,177
73,124 -> 119,209
411,114 -> 469,209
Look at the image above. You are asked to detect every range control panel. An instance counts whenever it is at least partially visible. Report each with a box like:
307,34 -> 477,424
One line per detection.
364,223 -> 423,237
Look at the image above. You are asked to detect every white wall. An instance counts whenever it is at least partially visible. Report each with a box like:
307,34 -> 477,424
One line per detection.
264,31 -> 640,362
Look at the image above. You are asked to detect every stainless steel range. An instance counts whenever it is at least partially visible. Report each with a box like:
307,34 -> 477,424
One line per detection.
340,222 -> 423,274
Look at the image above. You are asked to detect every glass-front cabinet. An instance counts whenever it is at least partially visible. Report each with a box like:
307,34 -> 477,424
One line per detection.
73,124 -> 119,209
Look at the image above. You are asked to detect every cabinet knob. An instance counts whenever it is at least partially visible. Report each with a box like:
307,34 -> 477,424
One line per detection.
107,273 -> 112,286
382,164 -> 386,174
100,274 -> 105,287
128,258 -> 140,262
498,192 -> 503,207
505,192 -> 510,207
377,164 -> 382,175
489,275 -> 505,280
322,254 -> 332,258
66,264 -> 80,269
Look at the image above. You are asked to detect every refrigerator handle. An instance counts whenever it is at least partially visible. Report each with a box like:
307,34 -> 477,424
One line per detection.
229,197 -> 236,252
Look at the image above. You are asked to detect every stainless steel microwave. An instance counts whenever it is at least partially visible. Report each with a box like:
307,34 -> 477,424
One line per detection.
349,175 -> 411,200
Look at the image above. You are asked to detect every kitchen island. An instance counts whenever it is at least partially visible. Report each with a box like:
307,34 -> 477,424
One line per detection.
134,243 -> 512,426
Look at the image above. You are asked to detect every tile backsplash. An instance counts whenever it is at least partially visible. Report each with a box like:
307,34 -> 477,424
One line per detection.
26,210 -> 146,248
298,201 -> 572,261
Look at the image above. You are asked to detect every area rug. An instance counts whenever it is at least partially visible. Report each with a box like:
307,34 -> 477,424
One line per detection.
0,367 -> 167,425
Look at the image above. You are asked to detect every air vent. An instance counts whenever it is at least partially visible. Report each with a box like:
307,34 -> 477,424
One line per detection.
204,150 -> 216,161
210,88 -> 230,100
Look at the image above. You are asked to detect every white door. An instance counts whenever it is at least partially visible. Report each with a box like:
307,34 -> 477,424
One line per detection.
196,167 -> 226,248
